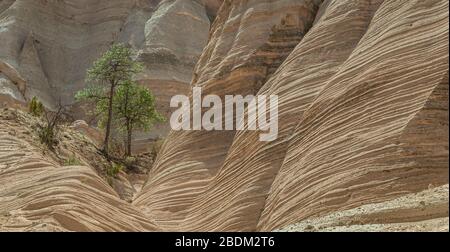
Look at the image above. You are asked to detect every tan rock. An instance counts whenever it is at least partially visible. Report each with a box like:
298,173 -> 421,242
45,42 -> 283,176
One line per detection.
69,120 -> 103,145
0,0 -> 448,232
136,0 -> 449,231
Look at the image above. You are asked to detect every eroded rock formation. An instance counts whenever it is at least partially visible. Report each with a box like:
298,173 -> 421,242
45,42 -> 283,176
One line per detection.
0,0 -> 221,146
135,0 -> 449,231
0,0 -> 448,232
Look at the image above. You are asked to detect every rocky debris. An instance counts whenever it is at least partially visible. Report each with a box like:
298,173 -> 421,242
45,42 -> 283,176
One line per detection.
276,185 -> 449,232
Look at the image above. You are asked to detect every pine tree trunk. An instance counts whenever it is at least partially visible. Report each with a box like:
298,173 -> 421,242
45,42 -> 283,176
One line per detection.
126,121 -> 132,157
103,83 -> 115,156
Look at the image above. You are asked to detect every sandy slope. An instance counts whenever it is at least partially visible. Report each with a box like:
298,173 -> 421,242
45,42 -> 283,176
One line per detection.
0,109 -> 157,231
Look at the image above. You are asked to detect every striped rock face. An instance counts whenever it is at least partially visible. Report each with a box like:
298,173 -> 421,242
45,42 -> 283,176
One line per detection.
135,0 -> 449,231
0,0 -> 448,232
0,111 -> 159,231
133,0 -> 324,229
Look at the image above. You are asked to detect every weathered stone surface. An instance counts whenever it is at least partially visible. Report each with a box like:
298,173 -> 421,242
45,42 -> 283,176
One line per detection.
176,0 -> 386,232
258,0 -> 449,231
133,0 -> 213,144
134,0 -> 323,229
0,0 -> 448,232
0,0 -> 222,148
0,60 -> 26,108
0,0 -> 215,111
0,117 -> 158,231
136,0 -> 449,231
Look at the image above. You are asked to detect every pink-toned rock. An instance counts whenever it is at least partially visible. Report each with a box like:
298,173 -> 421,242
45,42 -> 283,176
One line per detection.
70,120 -> 103,145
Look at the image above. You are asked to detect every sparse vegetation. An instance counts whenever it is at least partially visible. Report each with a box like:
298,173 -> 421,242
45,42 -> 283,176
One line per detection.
75,43 -> 143,157
151,138 -> 165,158
107,162 -> 123,178
37,104 -> 65,150
64,155 -> 82,166
29,96 -> 44,117
76,43 -> 163,160
124,156 -> 137,167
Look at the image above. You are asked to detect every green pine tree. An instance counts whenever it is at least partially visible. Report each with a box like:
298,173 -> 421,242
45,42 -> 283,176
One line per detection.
75,43 -> 143,156
113,81 -> 164,157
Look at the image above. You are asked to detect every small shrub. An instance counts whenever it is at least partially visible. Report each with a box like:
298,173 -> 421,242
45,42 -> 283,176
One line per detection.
151,138 -> 165,158
64,155 -> 82,166
107,176 -> 114,186
107,162 -> 123,177
109,138 -> 125,158
37,105 -> 65,150
38,125 -> 58,149
29,96 -> 44,117
124,156 -> 137,168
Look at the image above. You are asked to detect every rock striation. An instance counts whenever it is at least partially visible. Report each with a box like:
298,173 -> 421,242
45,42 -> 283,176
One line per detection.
0,0 -> 448,232
135,0 -> 449,231
134,0 -> 323,228
0,110 -> 158,231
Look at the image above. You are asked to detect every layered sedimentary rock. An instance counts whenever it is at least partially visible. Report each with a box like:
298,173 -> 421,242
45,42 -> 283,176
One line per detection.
177,0 -> 386,231
257,0 -> 449,231
0,0 -> 448,232
0,113 -> 158,231
0,0 -> 135,108
0,0 -> 226,154
135,0 -> 449,231
134,0 -> 323,227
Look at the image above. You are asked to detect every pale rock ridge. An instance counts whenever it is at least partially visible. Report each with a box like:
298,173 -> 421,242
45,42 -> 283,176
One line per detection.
178,0 -> 385,232
0,0 -> 448,232
258,0 -> 449,231
132,0 -> 213,145
136,0 -> 448,231
0,0 -> 137,107
0,60 -> 26,106
18,32 -> 54,108
0,127 -> 158,231
134,0 -> 323,229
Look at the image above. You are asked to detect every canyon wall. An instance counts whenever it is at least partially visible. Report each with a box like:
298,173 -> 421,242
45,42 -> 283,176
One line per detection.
134,0 -> 323,228
0,0 -> 448,231
0,0 -> 221,147
136,0 -> 449,231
